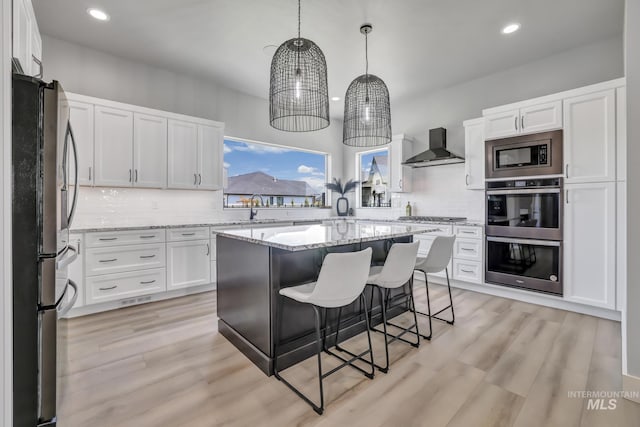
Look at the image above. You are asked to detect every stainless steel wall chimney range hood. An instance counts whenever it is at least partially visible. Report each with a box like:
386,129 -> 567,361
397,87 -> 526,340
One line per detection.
402,127 -> 464,168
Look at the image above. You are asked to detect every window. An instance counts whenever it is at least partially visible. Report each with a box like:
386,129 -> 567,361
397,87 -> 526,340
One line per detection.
223,137 -> 329,208
357,148 -> 391,208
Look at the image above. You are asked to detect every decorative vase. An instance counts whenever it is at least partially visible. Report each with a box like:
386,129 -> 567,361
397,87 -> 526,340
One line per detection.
336,197 -> 349,216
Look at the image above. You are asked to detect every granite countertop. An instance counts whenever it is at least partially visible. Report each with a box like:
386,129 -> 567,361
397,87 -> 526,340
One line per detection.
215,222 -> 440,251
70,217 -> 484,233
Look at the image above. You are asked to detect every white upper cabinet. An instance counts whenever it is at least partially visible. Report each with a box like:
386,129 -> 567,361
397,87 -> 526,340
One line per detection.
463,118 -> 484,190
389,134 -> 413,193
133,113 -> 167,188
168,120 -> 199,189
197,124 -> 223,190
12,0 -> 42,77
484,101 -> 562,140
94,106 -> 134,187
564,182 -> 616,309
484,109 -> 520,140
563,89 -> 616,184
68,101 -> 94,186
519,101 -> 562,134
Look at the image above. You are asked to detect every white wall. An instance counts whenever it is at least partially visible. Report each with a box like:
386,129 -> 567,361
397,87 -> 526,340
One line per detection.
41,35 -> 345,224
344,36 -> 624,220
1,0 -> 11,423
625,0 -> 640,380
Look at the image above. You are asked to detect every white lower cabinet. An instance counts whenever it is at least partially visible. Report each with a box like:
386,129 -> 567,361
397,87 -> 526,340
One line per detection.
85,243 -> 165,276
166,240 -> 211,290
564,182 -> 616,309
86,268 -> 166,305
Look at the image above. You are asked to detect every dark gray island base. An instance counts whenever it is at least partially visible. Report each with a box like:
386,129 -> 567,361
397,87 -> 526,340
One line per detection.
215,221 -> 436,375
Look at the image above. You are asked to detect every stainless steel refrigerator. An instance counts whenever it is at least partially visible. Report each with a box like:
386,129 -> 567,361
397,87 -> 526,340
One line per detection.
12,73 -> 79,427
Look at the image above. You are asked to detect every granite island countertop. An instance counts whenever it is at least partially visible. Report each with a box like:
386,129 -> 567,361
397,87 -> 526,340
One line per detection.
70,217 -> 483,233
215,221 -> 439,251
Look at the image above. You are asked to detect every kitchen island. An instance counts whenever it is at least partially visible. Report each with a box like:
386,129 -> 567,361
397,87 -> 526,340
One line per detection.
215,220 -> 437,375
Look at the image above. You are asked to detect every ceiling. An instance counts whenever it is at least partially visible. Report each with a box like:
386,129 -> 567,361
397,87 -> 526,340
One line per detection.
33,0 -> 624,118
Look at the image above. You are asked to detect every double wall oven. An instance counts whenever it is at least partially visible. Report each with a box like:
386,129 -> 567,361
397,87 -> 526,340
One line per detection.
485,131 -> 564,295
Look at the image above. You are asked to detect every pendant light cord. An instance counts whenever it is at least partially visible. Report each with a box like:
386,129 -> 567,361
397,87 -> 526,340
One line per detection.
298,0 -> 301,40
365,31 -> 369,77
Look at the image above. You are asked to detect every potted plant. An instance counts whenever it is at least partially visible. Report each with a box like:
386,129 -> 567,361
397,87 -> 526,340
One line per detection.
325,178 -> 358,217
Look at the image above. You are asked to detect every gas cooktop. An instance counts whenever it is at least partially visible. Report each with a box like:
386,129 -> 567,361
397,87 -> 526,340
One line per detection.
397,216 -> 467,222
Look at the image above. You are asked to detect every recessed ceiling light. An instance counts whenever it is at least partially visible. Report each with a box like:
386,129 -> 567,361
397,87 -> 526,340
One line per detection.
331,96 -> 341,102
502,23 -> 520,34
87,8 -> 110,21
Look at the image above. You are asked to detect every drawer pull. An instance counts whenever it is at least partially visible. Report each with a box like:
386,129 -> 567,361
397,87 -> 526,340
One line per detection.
99,237 -> 117,241
181,233 -> 196,236
99,258 -> 118,263
461,248 -> 475,252
461,269 -> 475,274
460,231 -> 476,234
140,280 -> 156,285
140,235 -> 156,239
99,285 -> 118,291
139,255 -> 156,259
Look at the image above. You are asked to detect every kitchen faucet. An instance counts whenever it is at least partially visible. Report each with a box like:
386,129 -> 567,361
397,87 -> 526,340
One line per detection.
249,194 -> 264,220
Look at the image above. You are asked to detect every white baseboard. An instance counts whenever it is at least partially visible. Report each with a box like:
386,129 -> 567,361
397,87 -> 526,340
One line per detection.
622,374 -> 640,403
417,275 -> 621,321
64,284 -> 215,318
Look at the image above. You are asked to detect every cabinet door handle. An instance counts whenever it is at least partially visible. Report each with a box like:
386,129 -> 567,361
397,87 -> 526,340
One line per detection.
76,239 -> 81,255
139,254 -> 156,259
99,237 -> 117,241
565,164 -> 569,178
89,166 -> 92,181
99,285 -> 117,291
140,280 -> 156,285
135,169 -> 138,182
198,174 -> 202,185
465,174 -> 470,186
99,258 -> 118,263
129,169 -> 132,182
206,243 -> 210,256
521,116 -> 525,129
194,173 -> 197,185
566,189 -> 569,204
514,116 -> 518,131
399,179 -> 402,189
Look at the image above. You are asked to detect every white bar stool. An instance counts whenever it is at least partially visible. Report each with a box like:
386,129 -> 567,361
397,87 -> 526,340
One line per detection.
366,241 -> 421,373
273,247 -> 374,415
414,235 -> 456,340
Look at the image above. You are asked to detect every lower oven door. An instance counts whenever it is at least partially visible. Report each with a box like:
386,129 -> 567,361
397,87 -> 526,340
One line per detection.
485,236 -> 562,295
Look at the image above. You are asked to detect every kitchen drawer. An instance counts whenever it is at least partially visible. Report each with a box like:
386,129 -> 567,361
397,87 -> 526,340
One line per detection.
454,238 -> 483,261
86,268 -> 166,305
167,227 -> 210,242
454,225 -> 483,239
85,229 -> 166,248
453,259 -> 483,284
85,243 -> 165,276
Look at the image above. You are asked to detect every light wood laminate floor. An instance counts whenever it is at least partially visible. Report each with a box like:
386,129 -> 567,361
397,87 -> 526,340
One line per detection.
58,283 -> 640,427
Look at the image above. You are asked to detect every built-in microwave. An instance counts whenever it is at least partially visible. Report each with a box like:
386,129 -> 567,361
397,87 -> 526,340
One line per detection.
486,130 -> 563,179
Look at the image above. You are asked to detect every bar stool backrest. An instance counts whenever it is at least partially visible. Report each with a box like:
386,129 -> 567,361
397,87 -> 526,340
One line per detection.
371,242 -> 420,288
420,235 -> 456,272
310,247 -> 373,308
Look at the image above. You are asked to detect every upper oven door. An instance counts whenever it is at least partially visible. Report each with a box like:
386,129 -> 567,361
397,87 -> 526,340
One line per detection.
486,130 -> 563,179
486,187 -> 563,240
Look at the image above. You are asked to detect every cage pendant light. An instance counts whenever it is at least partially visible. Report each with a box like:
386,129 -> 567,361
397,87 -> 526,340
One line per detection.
343,24 -> 391,147
269,0 -> 330,132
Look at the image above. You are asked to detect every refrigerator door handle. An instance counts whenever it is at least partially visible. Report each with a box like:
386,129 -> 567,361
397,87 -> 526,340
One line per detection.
57,279 -> 78,316
56,244 -> 78,271
66,122 -> 79,228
